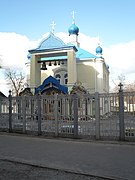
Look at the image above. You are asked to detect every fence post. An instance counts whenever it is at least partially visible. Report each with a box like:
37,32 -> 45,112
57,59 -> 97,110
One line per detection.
0,97 -> 1,114
54,94 -> 58,136
95,92 -> 100,140
73,94 -> 78,138
118,83 -> 125,141
37,93 -> 41,135
22,96 -> 26,133
8,90 -> 12,133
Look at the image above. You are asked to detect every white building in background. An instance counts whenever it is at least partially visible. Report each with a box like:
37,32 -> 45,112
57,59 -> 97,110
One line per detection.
26,15 -> 109,95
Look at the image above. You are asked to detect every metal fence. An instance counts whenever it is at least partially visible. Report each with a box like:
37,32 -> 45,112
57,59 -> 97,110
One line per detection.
0,89 -> 135,141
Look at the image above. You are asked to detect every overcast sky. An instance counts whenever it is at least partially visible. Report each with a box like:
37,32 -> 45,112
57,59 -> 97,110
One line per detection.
0,0 -> 135,95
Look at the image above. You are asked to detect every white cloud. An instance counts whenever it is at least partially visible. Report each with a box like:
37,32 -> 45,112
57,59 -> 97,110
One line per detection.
56,32 -> 99,54
0,32 -> 38,69
0,31 -> 135,95
104,41 -> 135,88
78,33 -> 99,53
104,41 -> 135,73
57,32 -> 135,85
0,32 -> 39,95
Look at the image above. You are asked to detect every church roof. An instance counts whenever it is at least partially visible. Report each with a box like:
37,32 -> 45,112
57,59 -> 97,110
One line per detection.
0,91 -> 7,98
76,46 -> 97,59
29,33 -> 97,60
38,32 -> 66,50
67,43 -> 97,60
35,76 -> 68,94
40,46 -> 97,61
29,32 -> 77,54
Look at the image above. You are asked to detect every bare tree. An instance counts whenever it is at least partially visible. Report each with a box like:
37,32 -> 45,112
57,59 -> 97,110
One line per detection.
5,68 -> 27,96
118,74 -> 126,84
111,74 -> 126,92
111,74 -> 135,92
124,81 -> 135,92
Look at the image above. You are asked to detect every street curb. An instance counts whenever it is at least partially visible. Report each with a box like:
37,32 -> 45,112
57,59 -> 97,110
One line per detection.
0,131 -> 135,146
0,156 -> 126,180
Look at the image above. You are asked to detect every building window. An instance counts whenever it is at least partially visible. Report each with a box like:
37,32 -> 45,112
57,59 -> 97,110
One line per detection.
64,74 -> 68,84
55,74 -> 61,83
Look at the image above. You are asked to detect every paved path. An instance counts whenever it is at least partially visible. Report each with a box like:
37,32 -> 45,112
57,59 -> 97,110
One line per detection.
0,134 -> 135,180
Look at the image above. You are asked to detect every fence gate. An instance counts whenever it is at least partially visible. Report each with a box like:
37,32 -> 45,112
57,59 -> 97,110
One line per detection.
123,92 -> 135,140
99,93 -> 120,140
0,97 -> 9,131
0,90 -> 135,141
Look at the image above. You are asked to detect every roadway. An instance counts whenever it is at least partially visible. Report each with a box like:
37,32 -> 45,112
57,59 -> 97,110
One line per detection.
0,133 -> 135,180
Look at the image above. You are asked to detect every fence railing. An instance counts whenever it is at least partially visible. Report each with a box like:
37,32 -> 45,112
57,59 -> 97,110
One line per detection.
0,89 -> 135,141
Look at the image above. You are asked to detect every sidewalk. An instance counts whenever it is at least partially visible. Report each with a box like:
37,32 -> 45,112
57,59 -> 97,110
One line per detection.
0,133 -> 135,180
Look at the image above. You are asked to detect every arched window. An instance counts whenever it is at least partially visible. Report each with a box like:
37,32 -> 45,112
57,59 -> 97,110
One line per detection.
64,74 -> 68,85
55,74 -> 61,83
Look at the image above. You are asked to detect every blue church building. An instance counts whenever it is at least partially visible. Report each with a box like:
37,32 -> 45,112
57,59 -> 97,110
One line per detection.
26,15 -> 109,95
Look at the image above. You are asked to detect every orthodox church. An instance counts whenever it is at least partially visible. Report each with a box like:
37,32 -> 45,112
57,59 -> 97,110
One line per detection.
26,15 -> 109,95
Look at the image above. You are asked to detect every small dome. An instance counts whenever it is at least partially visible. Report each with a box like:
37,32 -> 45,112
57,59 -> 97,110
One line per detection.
27,53 -> 31,60
106,64 -> 109,69
68,23 -> 79,36
96,45 -> 103,54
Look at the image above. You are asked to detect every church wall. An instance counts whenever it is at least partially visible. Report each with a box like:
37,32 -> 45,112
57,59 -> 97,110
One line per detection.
67,50 -> 77,91
27,58 -> 109,94
76,60 -> 109,94
95,60 -> 109,93
77,62 -> 95,93
30,54 -> 41,93
41,72 -> 49,83
41,64 -> 68,85
96,60 -> 103,93
41,65 -> 54,83
103,63 -> 110,92
68,34 -> 80,47
25,62 -> 30,87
